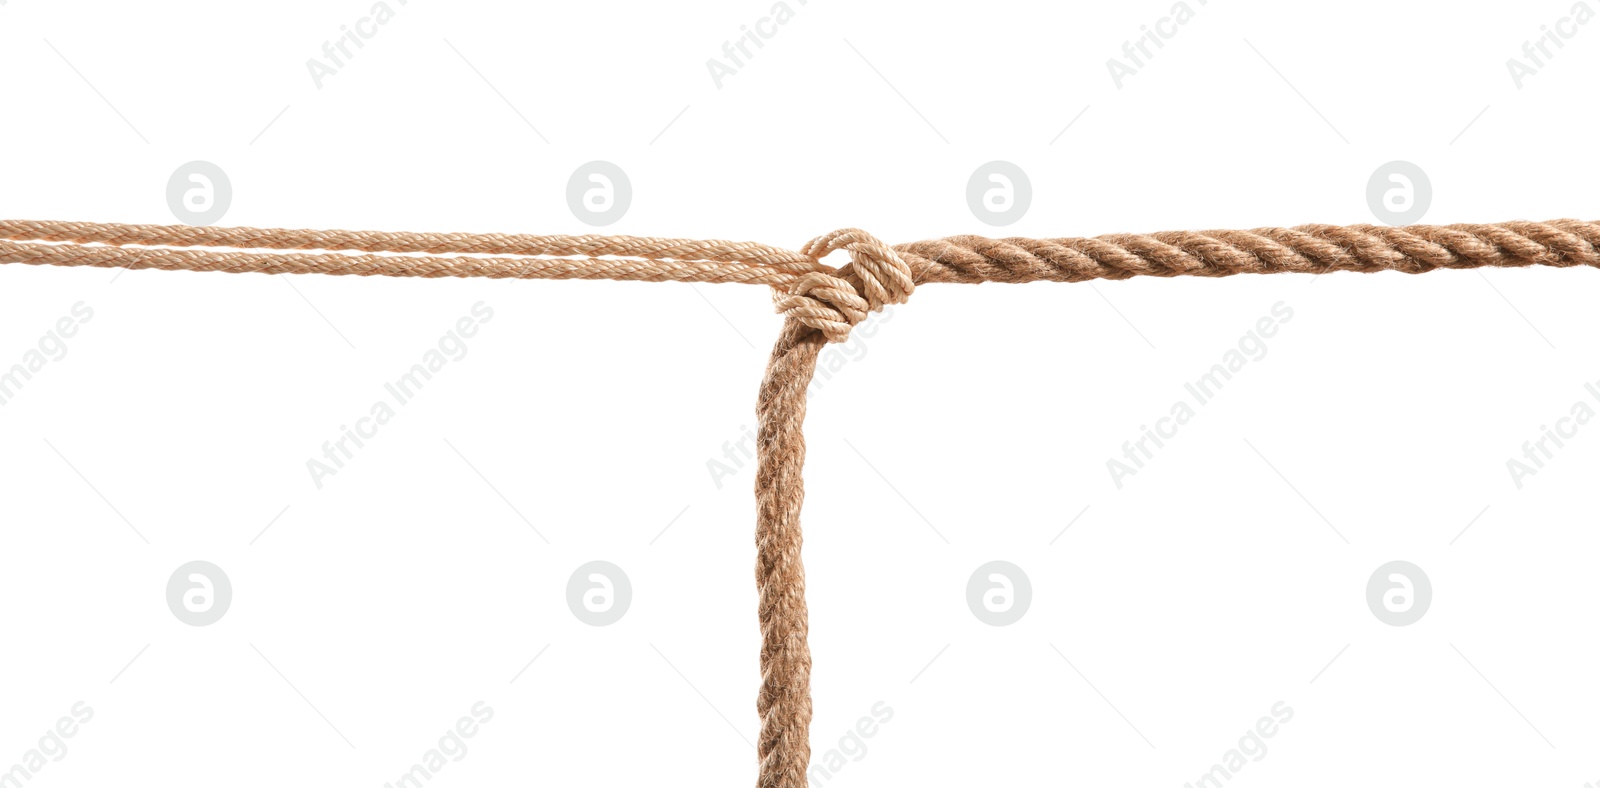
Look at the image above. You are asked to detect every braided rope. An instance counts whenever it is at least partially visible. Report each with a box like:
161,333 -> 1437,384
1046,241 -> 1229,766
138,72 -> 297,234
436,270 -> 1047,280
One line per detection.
4,217 -> 1597,788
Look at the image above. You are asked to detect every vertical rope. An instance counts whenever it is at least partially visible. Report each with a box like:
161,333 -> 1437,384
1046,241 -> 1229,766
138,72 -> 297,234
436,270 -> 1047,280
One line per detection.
754,230 -> 916,788
753,318 -> 825,788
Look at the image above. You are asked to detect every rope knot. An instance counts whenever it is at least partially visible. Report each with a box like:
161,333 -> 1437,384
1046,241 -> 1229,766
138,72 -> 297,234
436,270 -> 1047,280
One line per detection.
775,228 -> 914,342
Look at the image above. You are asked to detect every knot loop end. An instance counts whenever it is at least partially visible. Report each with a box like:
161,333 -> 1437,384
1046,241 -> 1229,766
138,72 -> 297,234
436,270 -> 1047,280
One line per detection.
777,228 -> 913,342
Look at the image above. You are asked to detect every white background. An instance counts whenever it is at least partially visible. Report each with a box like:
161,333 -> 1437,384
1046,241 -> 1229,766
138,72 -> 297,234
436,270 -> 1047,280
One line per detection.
2,1 -> 1598,786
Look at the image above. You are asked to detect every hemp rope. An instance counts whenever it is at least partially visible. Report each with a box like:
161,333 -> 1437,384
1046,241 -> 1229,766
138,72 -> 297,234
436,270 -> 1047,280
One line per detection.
4,217 -> 1598,787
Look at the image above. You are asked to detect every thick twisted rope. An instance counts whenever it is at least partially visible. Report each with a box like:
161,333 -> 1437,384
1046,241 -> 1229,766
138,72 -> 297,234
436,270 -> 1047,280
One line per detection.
4,217 -> 1598,788
897,219 -> 1600,284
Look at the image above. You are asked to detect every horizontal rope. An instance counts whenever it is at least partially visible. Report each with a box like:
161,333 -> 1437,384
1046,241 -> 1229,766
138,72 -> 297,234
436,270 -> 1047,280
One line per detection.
0,238 -> 816,286
0,220 -> 829,286
5,219 -> 1595,289
898,219 -> 1600,283
0,219 -> 823,271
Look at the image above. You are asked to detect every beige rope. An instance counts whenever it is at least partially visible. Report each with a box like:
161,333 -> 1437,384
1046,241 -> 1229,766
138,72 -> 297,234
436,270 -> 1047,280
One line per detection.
0,219 -> 823,270
4,217 -> 1597,788
8,218 -> 1596,297
0,238 -> 820,286
898,219 -> 1600,283
0,220 -> 828,286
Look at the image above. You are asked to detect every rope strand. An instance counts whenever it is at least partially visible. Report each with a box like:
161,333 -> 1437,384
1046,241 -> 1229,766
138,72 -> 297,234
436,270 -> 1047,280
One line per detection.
4,217 -> 1597,788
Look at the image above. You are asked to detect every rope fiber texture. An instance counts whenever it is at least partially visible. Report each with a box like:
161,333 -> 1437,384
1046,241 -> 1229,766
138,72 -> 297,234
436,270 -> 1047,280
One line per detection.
4,217 -> 1597,788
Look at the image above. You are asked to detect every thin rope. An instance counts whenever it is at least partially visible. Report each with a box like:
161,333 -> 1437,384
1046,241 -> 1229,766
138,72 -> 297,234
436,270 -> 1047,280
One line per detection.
4,217 -> 1597,788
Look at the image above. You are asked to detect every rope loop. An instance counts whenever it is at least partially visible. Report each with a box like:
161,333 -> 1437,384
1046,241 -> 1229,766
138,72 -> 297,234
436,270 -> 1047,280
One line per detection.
775,228 -> 915,342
